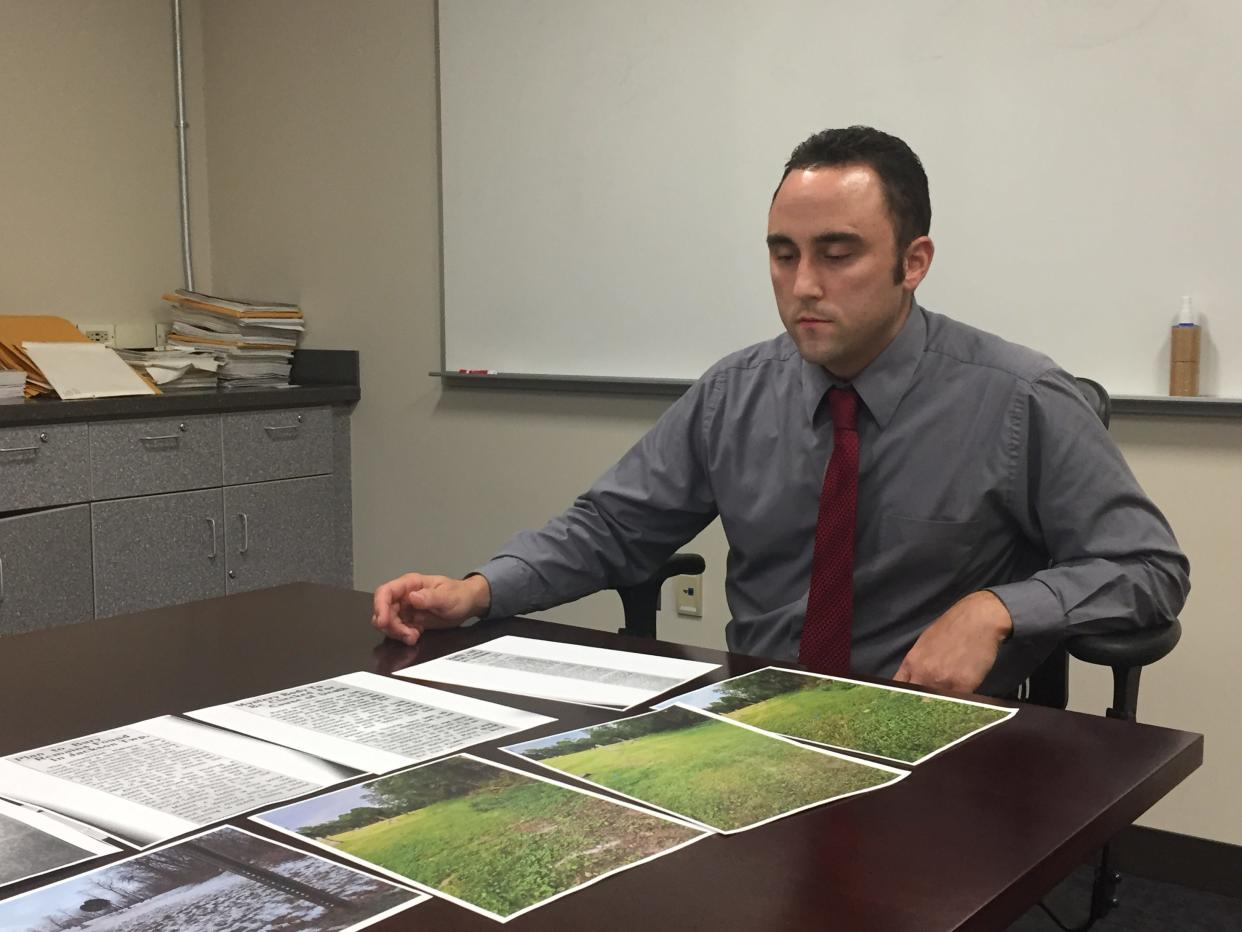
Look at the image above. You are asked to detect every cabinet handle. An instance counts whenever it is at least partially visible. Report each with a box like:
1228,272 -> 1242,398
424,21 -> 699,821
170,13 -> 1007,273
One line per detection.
238,512 -> 249,554
264,414 -> 303,436
141,424 -> 187,443
206,517 -> 217,560
0,432 -> 48,454
0,556 -> 5,603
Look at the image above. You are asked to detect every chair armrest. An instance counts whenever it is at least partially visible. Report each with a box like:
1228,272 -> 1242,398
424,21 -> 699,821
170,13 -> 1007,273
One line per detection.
645,552 -> 706,586
616,552 -> 706,639
1065,620 -> 1182,669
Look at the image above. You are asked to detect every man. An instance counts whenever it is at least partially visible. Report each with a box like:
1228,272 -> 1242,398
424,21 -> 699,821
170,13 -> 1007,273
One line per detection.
373,126 -> 1188,697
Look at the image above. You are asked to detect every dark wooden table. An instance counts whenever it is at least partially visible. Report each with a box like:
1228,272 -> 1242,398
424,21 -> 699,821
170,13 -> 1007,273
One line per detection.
0,583 -> 1202,931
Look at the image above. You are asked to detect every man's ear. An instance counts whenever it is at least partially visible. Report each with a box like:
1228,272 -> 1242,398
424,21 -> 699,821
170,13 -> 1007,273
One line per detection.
901,236 -> 935,290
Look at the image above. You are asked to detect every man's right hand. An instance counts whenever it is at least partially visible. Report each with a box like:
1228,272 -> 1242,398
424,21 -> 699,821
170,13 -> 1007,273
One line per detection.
371,573 -> 492,646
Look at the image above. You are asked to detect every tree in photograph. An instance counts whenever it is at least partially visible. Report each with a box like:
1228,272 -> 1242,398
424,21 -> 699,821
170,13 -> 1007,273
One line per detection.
705,669 -> 826,714
525,707 -> 708,760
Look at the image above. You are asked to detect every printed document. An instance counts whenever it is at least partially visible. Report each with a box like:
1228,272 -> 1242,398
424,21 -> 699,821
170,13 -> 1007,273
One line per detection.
0,716 -> 354,847
396,635 -> 719,709
189,671 -> 555,773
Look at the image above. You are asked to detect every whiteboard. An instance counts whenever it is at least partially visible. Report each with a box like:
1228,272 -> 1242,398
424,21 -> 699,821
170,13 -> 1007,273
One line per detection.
439,0 -> 1242,397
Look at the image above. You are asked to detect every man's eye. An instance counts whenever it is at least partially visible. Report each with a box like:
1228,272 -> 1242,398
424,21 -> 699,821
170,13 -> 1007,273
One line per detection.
772,252 -> 797,263
823,252 -> 852,262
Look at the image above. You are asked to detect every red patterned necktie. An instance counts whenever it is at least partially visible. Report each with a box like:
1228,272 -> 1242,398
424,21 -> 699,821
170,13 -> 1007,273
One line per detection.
799,387 -> 859,676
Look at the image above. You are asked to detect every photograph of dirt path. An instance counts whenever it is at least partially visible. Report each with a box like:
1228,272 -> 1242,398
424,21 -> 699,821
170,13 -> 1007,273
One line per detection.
656,667 -> 1014,764
505,706 -> 905,832
257,754 -> 706,921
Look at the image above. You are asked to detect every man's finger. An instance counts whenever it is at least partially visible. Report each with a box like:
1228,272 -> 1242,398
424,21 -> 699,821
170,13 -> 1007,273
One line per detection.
892,660 -> 913,683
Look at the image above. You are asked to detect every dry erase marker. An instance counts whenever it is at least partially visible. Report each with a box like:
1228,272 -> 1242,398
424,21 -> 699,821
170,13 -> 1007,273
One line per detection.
457,368 -> 498,375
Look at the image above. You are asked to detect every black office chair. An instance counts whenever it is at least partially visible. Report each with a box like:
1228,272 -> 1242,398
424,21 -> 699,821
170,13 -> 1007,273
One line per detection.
1022,378 -> 1182,724
615,375 -> 1180,931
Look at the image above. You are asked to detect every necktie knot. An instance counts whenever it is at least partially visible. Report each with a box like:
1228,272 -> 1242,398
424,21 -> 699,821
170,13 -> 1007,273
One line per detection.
828,387 -> 858,431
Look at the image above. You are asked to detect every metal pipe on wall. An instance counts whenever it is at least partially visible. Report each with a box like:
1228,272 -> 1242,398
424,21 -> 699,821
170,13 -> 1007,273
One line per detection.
172,0 -> 194,291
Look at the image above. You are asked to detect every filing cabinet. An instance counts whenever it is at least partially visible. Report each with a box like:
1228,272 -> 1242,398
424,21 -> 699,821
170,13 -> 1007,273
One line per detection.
0,402 -> 352,630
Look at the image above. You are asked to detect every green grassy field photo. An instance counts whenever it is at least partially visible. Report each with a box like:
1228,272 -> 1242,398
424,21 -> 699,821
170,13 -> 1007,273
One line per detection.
660,668 -> 1012,763
258,754 -> 704,920
507,706 -> 902,832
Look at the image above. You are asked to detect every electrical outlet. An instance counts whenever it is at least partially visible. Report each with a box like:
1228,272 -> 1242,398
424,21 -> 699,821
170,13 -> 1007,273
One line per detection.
674,574 -> 703,618
80,324 -> 116,347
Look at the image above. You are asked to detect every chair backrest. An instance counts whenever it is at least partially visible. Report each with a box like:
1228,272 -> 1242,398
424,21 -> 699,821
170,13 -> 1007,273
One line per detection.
1023,375 -> 1112,710
1074,376 -> 1111,429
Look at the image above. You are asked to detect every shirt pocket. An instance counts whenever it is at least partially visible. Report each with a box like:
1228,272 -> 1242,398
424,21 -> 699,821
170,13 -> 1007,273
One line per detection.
879,514 -> 981,584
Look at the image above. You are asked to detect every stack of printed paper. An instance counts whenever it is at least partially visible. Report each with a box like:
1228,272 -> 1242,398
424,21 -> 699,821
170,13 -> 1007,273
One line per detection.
162,289 -> 305,389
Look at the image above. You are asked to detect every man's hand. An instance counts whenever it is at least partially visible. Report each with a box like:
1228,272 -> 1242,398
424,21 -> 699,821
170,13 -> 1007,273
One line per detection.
892,590 -> 1012,694
371,573 -> 492,646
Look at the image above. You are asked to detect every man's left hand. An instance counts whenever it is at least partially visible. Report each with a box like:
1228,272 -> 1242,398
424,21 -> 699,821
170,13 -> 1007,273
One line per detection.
892,590 -> 1013,694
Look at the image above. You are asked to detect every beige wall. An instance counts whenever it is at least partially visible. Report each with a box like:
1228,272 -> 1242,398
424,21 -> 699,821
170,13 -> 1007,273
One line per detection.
0,0 -> 212,343
190,0 -> 1237,846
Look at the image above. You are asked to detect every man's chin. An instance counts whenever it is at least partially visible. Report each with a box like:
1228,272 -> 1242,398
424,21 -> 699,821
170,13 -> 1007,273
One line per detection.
791,338 -> 842,371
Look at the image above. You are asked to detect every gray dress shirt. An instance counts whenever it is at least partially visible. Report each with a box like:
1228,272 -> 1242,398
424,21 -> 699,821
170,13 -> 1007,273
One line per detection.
476,305 -> 1189,695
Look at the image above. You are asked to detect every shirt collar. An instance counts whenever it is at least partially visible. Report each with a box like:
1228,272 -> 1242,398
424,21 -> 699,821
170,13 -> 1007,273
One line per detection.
800,302 -> 928,429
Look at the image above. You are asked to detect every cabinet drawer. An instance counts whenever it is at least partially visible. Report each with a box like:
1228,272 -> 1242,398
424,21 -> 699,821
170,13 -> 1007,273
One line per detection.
222,406 -> 333,485
0,504 -> 94,635
0,423 -> 89,513
90,414 -> 223,500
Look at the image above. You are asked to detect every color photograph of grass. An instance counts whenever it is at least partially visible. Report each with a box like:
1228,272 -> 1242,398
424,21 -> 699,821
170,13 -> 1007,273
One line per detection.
657,667 -> 1014,764
506,706 -> 904,832
257,754 -> 705,921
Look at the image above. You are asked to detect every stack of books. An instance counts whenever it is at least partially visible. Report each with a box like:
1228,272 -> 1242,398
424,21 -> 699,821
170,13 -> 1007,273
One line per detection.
161,289 -> 305,390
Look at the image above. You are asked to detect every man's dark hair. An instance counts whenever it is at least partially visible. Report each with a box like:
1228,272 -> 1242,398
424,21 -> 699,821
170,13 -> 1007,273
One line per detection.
778,126 -> 931,263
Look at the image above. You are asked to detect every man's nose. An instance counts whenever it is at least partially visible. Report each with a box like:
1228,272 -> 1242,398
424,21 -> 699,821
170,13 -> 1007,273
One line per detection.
792,259 -> 822,299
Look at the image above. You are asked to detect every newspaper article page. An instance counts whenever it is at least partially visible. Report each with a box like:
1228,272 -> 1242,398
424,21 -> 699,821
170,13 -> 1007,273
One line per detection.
191,672 -> 554,773
398,635 -> 719,708
0,717 -> 354,847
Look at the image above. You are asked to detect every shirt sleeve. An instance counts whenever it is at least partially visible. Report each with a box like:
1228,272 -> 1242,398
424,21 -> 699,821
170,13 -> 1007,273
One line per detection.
473,379 -> 721,620
988,369 -> 1190,640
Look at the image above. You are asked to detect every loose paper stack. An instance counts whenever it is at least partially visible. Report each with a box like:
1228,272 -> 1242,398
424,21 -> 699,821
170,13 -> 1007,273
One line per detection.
0,315 -> 91,398
116,347 -> 220,392
163,289 -> 305,389
23,342 -> 156,400
0,370 -> 25,404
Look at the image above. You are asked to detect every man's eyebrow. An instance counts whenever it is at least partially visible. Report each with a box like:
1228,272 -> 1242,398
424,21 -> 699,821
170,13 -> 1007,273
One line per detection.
765,231 -> 864,249
812,231 -> 864,247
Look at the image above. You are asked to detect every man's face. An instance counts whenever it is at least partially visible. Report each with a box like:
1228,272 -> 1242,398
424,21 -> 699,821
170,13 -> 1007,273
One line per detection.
767,165 -> 931,380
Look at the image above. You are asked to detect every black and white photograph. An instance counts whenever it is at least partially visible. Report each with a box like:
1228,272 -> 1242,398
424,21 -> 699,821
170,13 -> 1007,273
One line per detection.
0,799 -> 119,889
0,825 -> 427,931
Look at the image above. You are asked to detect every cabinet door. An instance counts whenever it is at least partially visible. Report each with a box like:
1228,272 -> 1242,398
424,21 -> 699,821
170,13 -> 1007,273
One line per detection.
224,476 -> 337,594
0,505 -> 93,636
92,489 -> 225,618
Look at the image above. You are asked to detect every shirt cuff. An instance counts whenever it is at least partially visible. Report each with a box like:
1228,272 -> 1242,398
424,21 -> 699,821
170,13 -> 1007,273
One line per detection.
471,556 -> 541,620
986,579 -> 1065,640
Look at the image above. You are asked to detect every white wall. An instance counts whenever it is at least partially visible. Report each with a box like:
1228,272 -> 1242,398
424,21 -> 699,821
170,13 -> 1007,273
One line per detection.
195,0 -> 1238,846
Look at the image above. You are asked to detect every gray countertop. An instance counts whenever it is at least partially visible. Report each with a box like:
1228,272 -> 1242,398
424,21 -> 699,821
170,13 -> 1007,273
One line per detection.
0,350 -> 359,426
